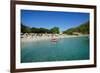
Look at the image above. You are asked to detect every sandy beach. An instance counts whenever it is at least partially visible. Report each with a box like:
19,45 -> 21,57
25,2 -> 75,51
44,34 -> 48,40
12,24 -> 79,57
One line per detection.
21,33 -> 89,42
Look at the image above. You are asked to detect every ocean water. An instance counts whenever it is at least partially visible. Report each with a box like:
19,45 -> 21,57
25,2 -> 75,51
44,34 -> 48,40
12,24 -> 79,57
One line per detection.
21,36 -> 89,63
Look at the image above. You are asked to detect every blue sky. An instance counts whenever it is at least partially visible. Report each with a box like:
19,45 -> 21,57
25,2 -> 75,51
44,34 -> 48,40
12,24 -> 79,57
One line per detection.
21,10 -> 89,32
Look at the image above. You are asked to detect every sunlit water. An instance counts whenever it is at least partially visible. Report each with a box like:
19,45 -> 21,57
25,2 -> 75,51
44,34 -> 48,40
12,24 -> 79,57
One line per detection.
21,36 -> 89,63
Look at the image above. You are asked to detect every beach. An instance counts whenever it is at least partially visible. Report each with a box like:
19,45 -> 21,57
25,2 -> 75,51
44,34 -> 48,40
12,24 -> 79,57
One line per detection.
21,33 -> 89,42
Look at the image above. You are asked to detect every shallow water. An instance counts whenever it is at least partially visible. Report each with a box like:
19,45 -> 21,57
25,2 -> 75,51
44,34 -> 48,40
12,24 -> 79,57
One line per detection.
21,36 -> 89,63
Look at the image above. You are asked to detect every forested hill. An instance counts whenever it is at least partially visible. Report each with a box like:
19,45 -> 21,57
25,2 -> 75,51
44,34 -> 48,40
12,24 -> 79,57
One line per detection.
21,23 -> 31,33
21,21 -> 89,34
63,21 -> 89,35
21,23 -> 59,33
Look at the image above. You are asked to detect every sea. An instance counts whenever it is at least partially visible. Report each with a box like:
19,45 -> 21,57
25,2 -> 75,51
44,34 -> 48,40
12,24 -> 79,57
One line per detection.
21,36 -> 89,63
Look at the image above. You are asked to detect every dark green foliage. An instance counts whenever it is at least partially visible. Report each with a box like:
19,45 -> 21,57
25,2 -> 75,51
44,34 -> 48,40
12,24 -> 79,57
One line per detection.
21,23 -> 31,33
31,27 -> 51,33
50,27 -> 60,34
63,28 -> 75,35
21,21 -> 89,34
76,21 -> 89,34
21,23 -> 59,34
63,21 -> 89,35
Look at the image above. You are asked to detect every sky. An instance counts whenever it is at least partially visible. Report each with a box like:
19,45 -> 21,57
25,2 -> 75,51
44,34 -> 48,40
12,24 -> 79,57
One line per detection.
21,10 -> 89,32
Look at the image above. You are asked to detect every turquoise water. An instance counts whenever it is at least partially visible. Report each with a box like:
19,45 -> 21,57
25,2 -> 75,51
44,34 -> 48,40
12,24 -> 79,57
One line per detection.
21,36 -> 89,63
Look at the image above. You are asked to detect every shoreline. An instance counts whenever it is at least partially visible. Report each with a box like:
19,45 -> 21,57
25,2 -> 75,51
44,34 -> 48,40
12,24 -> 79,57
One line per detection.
21,34 -> 89,42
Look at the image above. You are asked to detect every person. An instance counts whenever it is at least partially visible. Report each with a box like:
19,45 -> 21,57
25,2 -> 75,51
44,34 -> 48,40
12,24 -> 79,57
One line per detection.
51,34 -> 57,42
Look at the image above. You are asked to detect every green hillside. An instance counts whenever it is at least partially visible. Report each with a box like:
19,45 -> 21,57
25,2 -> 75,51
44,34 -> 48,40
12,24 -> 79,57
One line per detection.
63,21 -> 89,35
21,23 -> 31,33
21,24 -> 59,34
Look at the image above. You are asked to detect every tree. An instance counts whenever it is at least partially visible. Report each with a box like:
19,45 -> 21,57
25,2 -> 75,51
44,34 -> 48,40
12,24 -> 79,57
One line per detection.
21,23 -> 31,33
21,23 -> 60,34
31,27 -> 38,33
63,21 -> 89,35
63,28 -> 75,35
31,27 -> 51,33
50,27 -> 60,34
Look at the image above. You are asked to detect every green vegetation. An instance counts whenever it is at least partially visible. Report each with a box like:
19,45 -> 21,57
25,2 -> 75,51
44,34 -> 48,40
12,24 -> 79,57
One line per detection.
21,23 -> 59,34
31,27 -> 50,33
63,21 -> 89,35
21,21 -> 89,35
50,27 -> 59,34
21,23 -> 31,33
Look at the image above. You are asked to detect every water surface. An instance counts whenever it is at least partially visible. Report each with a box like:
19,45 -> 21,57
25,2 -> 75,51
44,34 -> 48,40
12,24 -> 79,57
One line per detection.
21,36 -> 89,63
